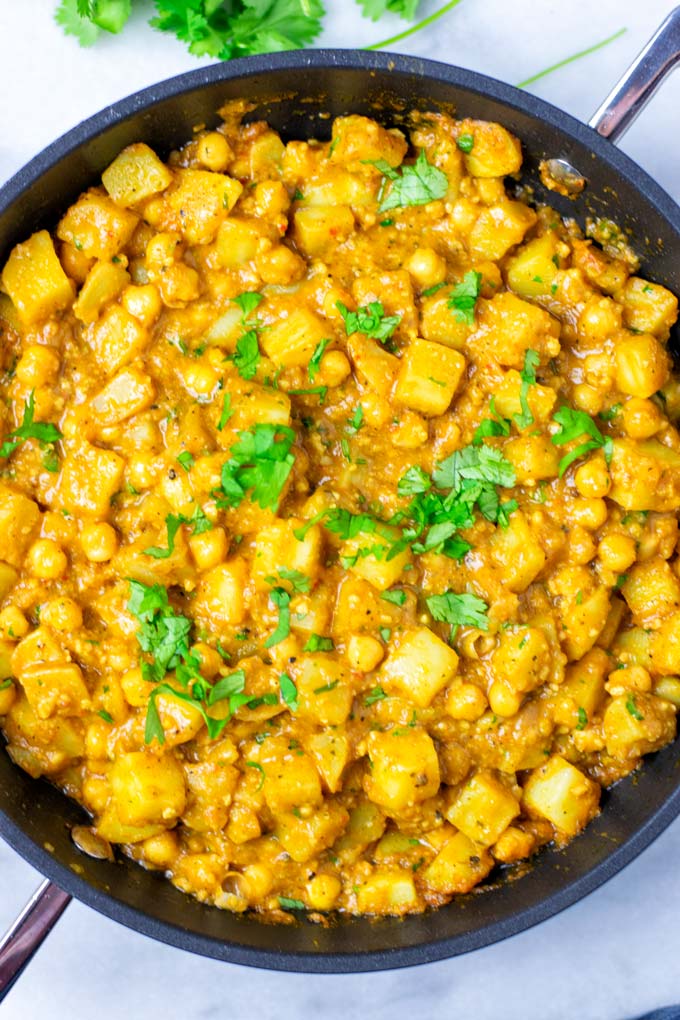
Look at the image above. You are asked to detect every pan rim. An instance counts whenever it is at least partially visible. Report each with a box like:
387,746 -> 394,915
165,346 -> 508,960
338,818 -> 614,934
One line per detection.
1,47 -> 680,973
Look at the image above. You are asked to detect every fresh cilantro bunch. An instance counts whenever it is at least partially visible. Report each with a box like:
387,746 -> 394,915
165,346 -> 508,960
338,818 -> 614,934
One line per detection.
55,0 -> 427,57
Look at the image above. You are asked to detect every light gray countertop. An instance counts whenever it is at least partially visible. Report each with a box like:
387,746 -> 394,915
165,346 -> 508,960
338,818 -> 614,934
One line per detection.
1,1 -> 680,1017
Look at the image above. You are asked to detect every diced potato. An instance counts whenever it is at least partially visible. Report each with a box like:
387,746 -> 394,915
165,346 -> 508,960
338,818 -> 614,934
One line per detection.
0,485 -> 41,568
89,367 -> 155,428
102,143 -> 173,207
292,205 -> 355,257
167,169 -> 243,245
182,756 -> 239,832
557,647 -> 609,722
422,831 -> 493,895
394,338 -> 466,416
571,239 -> 630,295
561,586 -> 611,662
492,627 -> 550,695
306,731 -> 350,793
330,115 -> 407,170
468,201 -> 537,261
155,688 -> 206,748
57,189 -> 138,260
333,801 -> 386,857
250,519 -> 322,591
459,119 -> 522,178
1,230 -> 74,326
96,804 -> 165,845
419,290 -> 470,350
491,510 -> 546,593
228,387 -> 292,429
504,435 -> 559,481
615,333 -> 670,398
73,259 -> 130,324
622,558 -> 680,628
364,728 -> 440,814
57,443 -> 125,517
4,694 -> 84,776
85,304 -> 149,374
621,277 -> 678,339
260,739 -> 322,815
194,559 -> 247,627
343,524 -> 412,592
275,800 -> 349,863
446,771 -> 520,846
347,334 -> 400,397
111,751 -> 186,827
652,611 -> 680,674
294,656 -> 353,726
613,626 -> 654,671
260,307 -> 330,368
506,234 -> 561,299
355,869 -> 418,915
473,292 -> 560,368
608,438 -> 680,512
380,626 -> 459,707
522,754 -> 600,837
353,270 -> 418,339
603,693 -> 676,761
215,217 -> 270,268
0,562 -> 18,600
19,662 -> 90,720
493,369 -> 556,422
11,628 -> 63,676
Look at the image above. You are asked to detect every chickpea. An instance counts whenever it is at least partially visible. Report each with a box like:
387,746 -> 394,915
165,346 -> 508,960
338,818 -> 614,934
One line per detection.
254,181 -> 290,217
197,131 -> 232,172
622,396 -> 663,439
81,522 -> 118,562
316,350 -> 352,389
81,776 -> 109,814
242,863 -> 273,901
16,345 -> 60,388
182,361 -> 220,397
306,873 -> 342,911
122,284 -> 162,327
347,635 -> 384,673
322,286 -> 353,321
158,264 -> 201,307
615,333 -> 670,398
407,247 -> 446,290
578,296 -> 622,340
142,831 -> 179,868
572,383 -> 604,416
598,533 -> 637,573
27,538 -> 67,580
392,411 -> 428,450
574,457 -> 610,498
146,231 -> 182,268
570,498 -> 608,531
192,642 -> 222,678
85,719 -> 110,760
59,241 -> 93,284
0,606 -> 29,640
360,392 -> 391,428
445,683 -> 488,721
189,526 -> 228,571
121,667 -> 155,708
567,526 -> 596,565
255,246 -> 306,286
40,596 -> 83,632
488,679 -> 522,717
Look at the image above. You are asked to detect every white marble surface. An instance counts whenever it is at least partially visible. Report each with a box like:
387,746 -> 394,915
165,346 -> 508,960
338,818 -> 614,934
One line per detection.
1,1 -> 680,1016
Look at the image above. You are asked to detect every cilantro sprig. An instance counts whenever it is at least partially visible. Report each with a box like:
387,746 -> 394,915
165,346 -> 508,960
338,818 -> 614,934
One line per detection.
372,150 -> 449,213
337,301 -> 400,344
216,423 -> 296,510
551,407 -> 613,477
144,507 -> 212,559
513,349 -> 540,430
0,390 -> 63,462
426,590 -> 489,632
448,271 -> 482,326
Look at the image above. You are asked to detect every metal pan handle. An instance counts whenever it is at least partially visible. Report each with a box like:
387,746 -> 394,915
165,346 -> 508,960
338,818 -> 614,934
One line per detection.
590,6 -> 680,142
0,880 -> 71,1003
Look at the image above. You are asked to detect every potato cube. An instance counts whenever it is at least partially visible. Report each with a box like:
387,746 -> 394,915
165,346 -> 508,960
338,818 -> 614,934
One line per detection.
347,334 -> 400,396
216,217 -> 270,268
275,800 -> 349,863
294,656 -> 353,726
394,338 -> 466,416
446,772 -> 519,846
419,290 -> 470,350
306,731 -> 350,792
459,119 -> 522,178
228,387 -> 291,429
19,662 -> 90,720
622,276 -> 678,339
73,259 -> 130,324
422,831 -> 494,895
85,305 -> 149,374
90,367 -> 155,429
493,369 -> 556,422
562,586 -> 611,662
250,519 -> 322,591
260,307 -> 330,368
652,611 -> 680,674
0,562 -> 18,600
491,511 -> 546,593
4,693 -> 84,776
195,559 -> 247,627
364,728 -> 440,814
167,169 -> 242,245
182,757 -> 239,832
380,626 -> 459,707
57,189 -> 138,260
0,485 -> 41,568
474,292 -> 560,368
522,754 -> 599,837
353,270 -> 418,339
504,435 -> 559,481
558,648 -> 609,721
102,143 -> 173,207
155,688 -> 206,748
330,115 -> 407,170
1,230 -> 74,326
292,205 -> 355,257
615,333 -> 670,398
603,692 -> 676,761
343,524 -> 412,592
11,628 -> 63,677
608,439 -> 680,512
506,234 -> 560,299
355,870 -> 418,915
56,443 -> 124,517
334,802 -> 386,857
260,739 -> 322,815
622,558 -> 680,628
111,751 -> 186,827
469,201 -> 536,261
492,627 -> 550,695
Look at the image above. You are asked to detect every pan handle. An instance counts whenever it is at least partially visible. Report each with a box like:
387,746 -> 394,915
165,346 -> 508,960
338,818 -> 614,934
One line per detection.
590,6 -> 680,142
0,880 -> 71,1003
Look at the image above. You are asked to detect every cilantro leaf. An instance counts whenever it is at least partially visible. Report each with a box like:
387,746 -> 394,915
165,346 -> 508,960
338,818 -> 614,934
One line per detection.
264,567 -> 310,593
348,405 -> 364,432
397,465 -> 431,497
265,587 -> 291,648
380,589 -> 406,606
433,443 -> 516,491
207,670 -> 246,706
278,896 -> 305,911
474,397 -> 511,444
426,590 -> 489,631
177,451 -> 194,472
0,390 -> 63,461
364,685 -> 387,705
246,760 -> 266,790
304,634 -> 335,652
225,0 -> 325,57
217,392 -> 232,430
551,406 -> 613,476
514,349 -> 540,430
217,423 -> 296,510
356,0 -> 420,20
231,330 -> 261,380
448,271 -> 482,326
308,338 -> 332,382
279,672 -> 298,710
233,290 -> 263,320
375,150 -> 448,213
144,507 -> 213,558
55,0 -> 101,46
336,300 -> 400,344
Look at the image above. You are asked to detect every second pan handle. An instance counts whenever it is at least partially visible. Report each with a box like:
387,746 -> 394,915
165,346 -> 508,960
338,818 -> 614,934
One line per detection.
590,7 -> 680,143
0,880 -> 71,1004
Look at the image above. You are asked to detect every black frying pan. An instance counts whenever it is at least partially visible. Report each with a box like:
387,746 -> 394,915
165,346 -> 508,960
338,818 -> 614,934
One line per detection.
1,8 -> 680,987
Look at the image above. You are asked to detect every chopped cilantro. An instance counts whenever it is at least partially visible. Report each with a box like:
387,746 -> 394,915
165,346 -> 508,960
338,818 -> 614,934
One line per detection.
448,271 -> 482,326
217,424 -> 296,510
278,897 -> 305,911
217,392 -> 233,430
308,338 -> 332,382
380,589 -> 407,606
626,694 -> 644,721
177,451 -> 194,472
0,390 -> 63,461
364,685 -> 387,705
336,300 -> 400,344
246,761 -> 265,791
372,150 -> 449,213
304,634 -> 335,652
279,672 -> 298,711
513,349 -> 540,430
551,406 -> 613,476
265,587 -> 291,648
426,590 -> 489,631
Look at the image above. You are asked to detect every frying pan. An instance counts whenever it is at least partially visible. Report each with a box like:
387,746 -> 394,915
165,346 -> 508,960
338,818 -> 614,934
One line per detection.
1,7 -> 680,991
